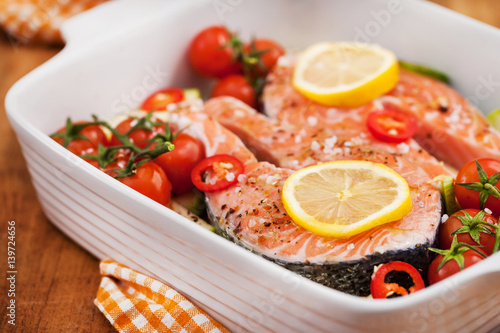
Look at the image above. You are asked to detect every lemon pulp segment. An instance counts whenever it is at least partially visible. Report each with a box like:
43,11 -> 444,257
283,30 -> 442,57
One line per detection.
292,42 -> 399,108
282,161 -> 412,238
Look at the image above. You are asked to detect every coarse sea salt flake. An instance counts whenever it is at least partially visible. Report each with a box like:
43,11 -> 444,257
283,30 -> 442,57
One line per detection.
324,135 -> 338,148
266,175 -> 279,185
347,244 -> 355,250
485,208 -> 493,215
323,147 -> 333,155
332,148 -> 343,155
311,141 -> 320,151
167,103 -> 177,111
237,174 -> 248,184
225,172 -> 235,182
397,142 -> 410,154
307,116 -> 318,126
441,214 -> 449,223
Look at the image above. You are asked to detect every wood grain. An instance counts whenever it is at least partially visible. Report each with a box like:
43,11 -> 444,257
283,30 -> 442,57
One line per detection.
0,1 -> 499,332
0,31 -> 115,332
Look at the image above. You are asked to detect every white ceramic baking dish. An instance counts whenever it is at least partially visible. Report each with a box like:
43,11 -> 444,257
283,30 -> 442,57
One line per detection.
6,0 -> 500,332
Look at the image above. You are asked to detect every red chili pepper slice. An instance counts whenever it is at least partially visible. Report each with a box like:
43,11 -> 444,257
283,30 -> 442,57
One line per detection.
370,261 -> 425,299
191,154 -> 244,192
141,88 -> 184,112
367,108 -> 418,143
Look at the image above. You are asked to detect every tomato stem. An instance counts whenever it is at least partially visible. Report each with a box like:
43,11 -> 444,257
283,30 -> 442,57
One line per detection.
50,118 -> 103,148
478,220 -> 500,254
111,142 -> 175,179
484,183 -> 500,200
430,235 -> 487,272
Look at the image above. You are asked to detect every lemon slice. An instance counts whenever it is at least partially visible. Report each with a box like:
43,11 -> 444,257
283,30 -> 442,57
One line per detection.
282,161 -> 412,238
487,108 -> 500,132
292,42 -> 399,107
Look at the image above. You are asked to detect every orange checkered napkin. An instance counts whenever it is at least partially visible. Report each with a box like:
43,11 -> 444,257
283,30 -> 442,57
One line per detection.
95,261 -> 230,333
0,0 -> 108,44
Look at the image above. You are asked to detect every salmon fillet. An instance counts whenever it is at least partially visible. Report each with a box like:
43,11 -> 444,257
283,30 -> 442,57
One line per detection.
262,53 -> 500,170
168,101 -> 441,296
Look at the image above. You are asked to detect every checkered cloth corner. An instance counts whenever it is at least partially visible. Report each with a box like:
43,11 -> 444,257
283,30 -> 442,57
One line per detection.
95,261 -> 229,333
0,0 -> 108,44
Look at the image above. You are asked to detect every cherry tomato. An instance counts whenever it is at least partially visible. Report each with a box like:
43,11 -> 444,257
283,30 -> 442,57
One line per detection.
78,147 -> 130,174
191,155 -> 244,192
370,261 -> 425,299
110,117 -> 166,149
188,26 -> 241,78
53,121 -> 109,155
428,248 -> 486,285
119,161 -> 172,206
244,38 -> 285,76
366,109 -> 418,143
64,139 -> 95,156
455,158 -> 500,217
78,148 -> 100,168
102,150 -> 131,177
154,133 -> 205,196
211,74 -> 256,108
141,88 -> 184,112
439,209 -> 498,255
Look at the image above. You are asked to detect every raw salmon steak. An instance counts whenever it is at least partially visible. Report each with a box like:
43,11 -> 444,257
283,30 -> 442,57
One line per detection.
169,100 -> 441,296
262,54 -> 500,171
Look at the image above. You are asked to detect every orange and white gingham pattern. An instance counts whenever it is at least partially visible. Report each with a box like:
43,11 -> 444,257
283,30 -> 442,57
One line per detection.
0,0 -> 108,44
95,261 -> 229,333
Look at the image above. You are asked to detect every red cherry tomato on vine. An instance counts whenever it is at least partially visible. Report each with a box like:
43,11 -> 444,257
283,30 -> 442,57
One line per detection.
454,158 -> 500,217
53,121 -> 109,155
370,261 -> 425,299
439,209 -> 497,255
78,148 -> 100,168
110,117 -> 166,149
366,109 -> 418,143
188,25 -> 241,78
141,88 -> 184,112
428,248 -> 486,285
119,161 -> 172,206
154,133 -> 205,196
191,154 -> 244,192
211,74 -> 256,108
244,38 -> 285,76
64,139 -> 96,156
103,150 -> 131,177
79,148 -> 130,175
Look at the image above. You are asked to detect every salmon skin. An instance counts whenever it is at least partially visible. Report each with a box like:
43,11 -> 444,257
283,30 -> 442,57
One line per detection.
262,54 -> 500,171
171,99 -> 442,296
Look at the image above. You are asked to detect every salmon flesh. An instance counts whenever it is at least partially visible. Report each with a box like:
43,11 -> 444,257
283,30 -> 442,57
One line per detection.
168,100 -> 442,296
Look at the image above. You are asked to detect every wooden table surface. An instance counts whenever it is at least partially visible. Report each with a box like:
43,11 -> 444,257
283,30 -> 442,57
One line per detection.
1,1 -> 499,332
